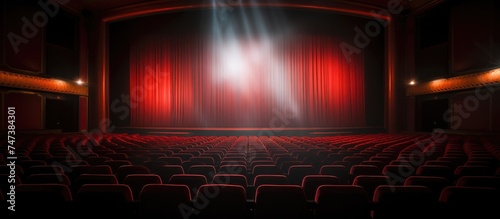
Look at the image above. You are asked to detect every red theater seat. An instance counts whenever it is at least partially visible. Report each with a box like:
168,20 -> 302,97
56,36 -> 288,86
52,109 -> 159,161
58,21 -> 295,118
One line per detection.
169,174 -> 208,198
150,165 -> 184,183
404,176 -> 450,201
253,174 -> 289,187
212,174 -> 248,189
352,175 -> 391,200
188,165 -> 217,182
193,185 -> 247,219
440,186 -> 500,219
124,174 -> 162,200
320,165 -> 349,184
116,165 -> 151,183
350,165 -> 381,179
25,173 -> 71,186
103,160 -> 132,173
301,175 -> 340,201
16,184 -> 72,218
455,176 -> 500,189
139,184 -> 192,219
288,165 -> 316,185
68,165 -> 113,183
315,185 -> 371,219
219,164 -> 247,175
255,185 -> 307,219
75,184 -> 134,217
373,185 -> 434,219
416,165 -> 454,179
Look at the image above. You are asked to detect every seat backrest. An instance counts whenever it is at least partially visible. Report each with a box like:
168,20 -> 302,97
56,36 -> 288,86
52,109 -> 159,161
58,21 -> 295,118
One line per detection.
116,165 -> 150,183
25,173 -> 71,186
352,175 -> 391,200
193,184 -> 247,219
315,185 -> 371,219
416,165 -> 453,178
350,165 -> 381,178
75,184 -> 134,217
373,185 -> 434,219
139,184 -> 191,219
455,176 -> 500,190
255,185 -> 307,219
382,165 -> 415,184
103,160 -> 132,173
252,165 -> 280,175
404,176 -> 450,201
253,174 -> 288,187
68,165 -> 113,183
16,184 -> 72,217
188,165 -> 216,182
212,174 -> 248,189
190,156 -> 215,165
73,174 -> 118,194
301,175 -> 340,201
25,165 -> 64,176
319,165 -> 349,184
123,174 -> 162,200
439,186 -> 500,218
219,165 -> 247,175
148,165 -> 184,183
454,165 -> 495,177
288,165 -> 316,185
169,174 -> 208,198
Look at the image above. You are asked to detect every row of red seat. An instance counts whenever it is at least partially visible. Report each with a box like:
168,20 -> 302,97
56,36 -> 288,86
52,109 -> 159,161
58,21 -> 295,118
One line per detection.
4,182 -> 500,219
2,133 -> 499,218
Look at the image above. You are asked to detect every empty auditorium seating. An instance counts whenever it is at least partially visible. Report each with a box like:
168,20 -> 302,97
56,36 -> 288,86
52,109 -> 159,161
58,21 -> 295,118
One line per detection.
7,133 -> 500,218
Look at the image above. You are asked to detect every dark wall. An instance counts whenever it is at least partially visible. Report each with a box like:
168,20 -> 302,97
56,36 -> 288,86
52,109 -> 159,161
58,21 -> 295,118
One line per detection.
2,92 -> 43,130
0,0 -> 86,132
108,8 -> 386,128
407,0 -> 500,133
414,0 -> 500,79
451,0 -> 500,74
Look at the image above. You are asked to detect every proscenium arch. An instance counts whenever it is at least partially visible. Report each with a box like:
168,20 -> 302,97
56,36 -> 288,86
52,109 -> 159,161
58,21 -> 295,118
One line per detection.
93,0 -> 395,132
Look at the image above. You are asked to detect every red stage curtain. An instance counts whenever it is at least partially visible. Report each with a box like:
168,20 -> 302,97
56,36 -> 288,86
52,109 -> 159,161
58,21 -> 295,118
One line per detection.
129,34 -> 365,127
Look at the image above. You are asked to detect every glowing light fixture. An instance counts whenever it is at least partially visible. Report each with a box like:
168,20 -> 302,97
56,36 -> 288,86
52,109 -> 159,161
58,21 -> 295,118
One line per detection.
76,79 -> 84,85
409,80 -> 415,85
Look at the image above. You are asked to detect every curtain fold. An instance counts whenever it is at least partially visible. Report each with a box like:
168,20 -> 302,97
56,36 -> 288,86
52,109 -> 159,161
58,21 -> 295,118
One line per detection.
129,34 -> 365,128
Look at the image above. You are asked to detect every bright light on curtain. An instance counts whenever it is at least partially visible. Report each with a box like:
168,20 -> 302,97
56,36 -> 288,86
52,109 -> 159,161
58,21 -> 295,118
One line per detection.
129,33 -> 365,127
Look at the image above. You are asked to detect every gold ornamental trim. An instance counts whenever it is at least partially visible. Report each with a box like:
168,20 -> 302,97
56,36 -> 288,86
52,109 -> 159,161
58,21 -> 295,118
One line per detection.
407,68 -> 500,96
0,71 -> 88,96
